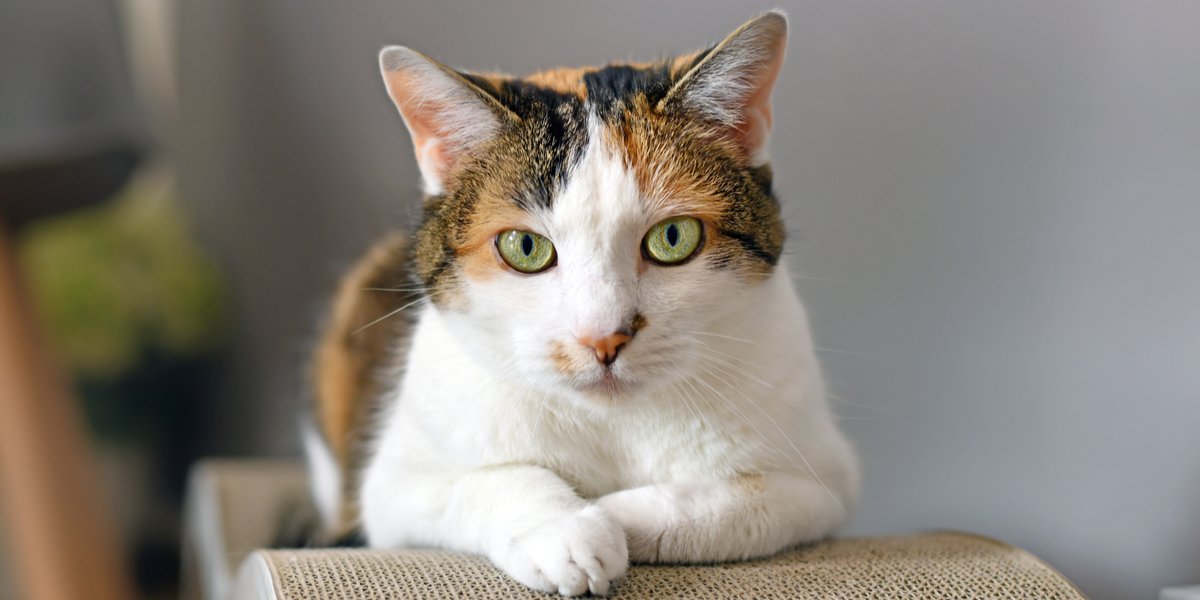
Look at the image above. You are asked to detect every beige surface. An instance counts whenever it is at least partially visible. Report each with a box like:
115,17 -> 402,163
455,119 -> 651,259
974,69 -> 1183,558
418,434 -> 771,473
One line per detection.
245,532 -> 1084,600
188,460 -> 1084,600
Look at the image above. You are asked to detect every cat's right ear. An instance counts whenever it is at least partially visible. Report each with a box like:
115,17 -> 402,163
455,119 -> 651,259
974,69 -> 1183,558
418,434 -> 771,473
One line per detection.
379,47 -> 518,196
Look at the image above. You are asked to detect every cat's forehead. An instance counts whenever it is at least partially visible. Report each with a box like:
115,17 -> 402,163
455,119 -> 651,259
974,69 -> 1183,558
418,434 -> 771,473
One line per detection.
547,116 -> 647,243
483,52 -> 704,106
458,56 -> 722,214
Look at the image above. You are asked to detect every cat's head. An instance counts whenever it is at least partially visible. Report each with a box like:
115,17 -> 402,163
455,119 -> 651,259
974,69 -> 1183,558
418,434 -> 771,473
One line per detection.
381,11 -> 788,403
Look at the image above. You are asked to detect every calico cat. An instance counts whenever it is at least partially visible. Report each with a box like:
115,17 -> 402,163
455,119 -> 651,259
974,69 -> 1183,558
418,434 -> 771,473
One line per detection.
305,10 -> 859,596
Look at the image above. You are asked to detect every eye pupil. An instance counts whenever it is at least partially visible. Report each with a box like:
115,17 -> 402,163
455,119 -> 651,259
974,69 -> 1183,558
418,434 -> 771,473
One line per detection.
666,224 -> 679,247
521,234 -> 534,256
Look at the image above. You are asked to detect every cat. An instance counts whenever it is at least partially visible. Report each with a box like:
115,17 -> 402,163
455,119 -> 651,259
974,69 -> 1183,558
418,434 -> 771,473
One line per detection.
304,10 -> 859,596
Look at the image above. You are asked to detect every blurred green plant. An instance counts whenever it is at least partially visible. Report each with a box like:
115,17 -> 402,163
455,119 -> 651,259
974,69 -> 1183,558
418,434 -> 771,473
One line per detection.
18,168 -> 229,595
20,170 -> 228,383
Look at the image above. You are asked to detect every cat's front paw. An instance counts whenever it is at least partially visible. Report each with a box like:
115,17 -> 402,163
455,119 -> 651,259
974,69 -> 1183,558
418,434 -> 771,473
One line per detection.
495,505 -> 629,596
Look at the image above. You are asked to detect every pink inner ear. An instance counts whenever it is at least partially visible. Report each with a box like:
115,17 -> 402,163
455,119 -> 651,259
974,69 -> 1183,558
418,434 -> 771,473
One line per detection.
379,47 -> 509,195
733,34 -> 785,164
736,98 -> 773,162
384,68 -> 456,187
414,137 -> 450,186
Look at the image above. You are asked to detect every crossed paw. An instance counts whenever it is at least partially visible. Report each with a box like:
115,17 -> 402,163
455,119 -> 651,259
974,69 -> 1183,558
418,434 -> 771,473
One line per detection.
496,505 -> 629,596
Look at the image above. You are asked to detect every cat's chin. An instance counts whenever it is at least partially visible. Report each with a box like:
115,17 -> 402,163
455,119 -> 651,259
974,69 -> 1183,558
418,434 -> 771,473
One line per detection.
570,371 -> 637,402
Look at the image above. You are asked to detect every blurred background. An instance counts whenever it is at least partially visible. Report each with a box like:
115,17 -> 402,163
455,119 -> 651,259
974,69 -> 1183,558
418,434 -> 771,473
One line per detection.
1,1 -> 1197,599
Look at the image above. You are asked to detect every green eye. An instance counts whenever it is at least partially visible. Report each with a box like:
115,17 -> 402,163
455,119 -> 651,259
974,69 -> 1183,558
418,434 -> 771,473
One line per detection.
496,229 -> 556,273
643,216 -> 703,265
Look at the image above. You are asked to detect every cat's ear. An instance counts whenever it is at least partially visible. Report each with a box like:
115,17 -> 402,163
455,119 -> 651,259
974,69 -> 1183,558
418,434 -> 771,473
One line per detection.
661,11 -> 788,166
380,46 -> 519,195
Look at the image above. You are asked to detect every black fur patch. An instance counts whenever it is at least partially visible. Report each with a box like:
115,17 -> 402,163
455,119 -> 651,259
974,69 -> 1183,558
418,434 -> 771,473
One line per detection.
584,64 -> 672,119
463,74 -> 589,210
716,227 -> 779,265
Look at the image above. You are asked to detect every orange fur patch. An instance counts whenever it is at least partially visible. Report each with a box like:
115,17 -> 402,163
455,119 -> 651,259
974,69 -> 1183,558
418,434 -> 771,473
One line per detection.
456,192 -> 537,281
669,50 -> 705,79
735,472 -> 767,494
312,232 -> 413,531
602,105 -> 730,223
548,340 -> 575,374
524,66 -> 594,98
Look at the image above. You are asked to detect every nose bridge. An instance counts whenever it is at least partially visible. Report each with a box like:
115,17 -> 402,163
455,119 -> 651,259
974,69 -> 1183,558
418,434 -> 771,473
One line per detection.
554,145 -> 643,338
565,253 -> 636,337
572,269 -> 636,366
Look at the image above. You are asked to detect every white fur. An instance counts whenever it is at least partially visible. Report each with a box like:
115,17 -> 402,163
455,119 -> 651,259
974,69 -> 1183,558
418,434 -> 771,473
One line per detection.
302,419 -> 341,528
342,118 -> 859,596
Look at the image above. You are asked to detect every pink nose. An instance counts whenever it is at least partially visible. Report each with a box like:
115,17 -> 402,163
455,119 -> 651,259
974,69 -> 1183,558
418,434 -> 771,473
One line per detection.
578,332 -> 632,366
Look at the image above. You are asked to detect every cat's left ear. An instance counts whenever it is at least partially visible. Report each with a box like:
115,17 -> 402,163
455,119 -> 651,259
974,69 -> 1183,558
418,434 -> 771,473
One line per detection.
661,10 -> 788,166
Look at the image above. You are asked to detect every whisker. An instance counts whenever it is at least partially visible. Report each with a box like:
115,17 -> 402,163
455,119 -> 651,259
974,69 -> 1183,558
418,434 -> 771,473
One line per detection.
690,342 -> 781,385
668,362 -> 721,436
687,330 -> 863,358
697,347 -> 884,416
706,362 -> 786,401
693,361 -> 847,515
667,379 -> 710,436
824,389 -> 884,411
362,286 -> 429,293
788,273 -> 844,283
686,330 -> 762,346
351,297 -> 428,335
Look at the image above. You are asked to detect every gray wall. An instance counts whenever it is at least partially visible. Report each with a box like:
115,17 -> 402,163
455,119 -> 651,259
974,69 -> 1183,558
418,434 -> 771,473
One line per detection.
176,2 -> 1200,598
